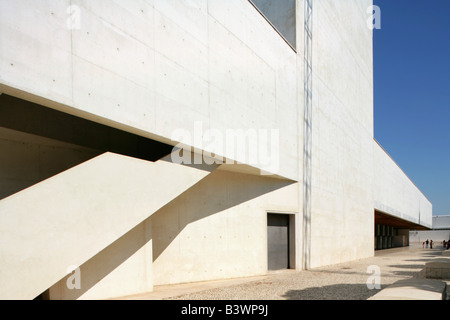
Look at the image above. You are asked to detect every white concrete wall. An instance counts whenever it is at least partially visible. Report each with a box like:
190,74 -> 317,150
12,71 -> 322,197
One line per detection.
51,169 -> 298,297
432,215 -> 450,229
373,141 -> 432,229
308,0 -> 375,268
151,169 -> 299,285
48,219 -> 153,300
0,0 -> 300,180
0,151 -> 215,299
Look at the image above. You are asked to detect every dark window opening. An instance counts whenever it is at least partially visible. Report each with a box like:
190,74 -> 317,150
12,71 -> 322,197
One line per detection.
249,0 -> 296,50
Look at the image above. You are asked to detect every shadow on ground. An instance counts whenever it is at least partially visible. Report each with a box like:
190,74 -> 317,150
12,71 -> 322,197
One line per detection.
281,284 -> 379,300
419,250 -> 445,257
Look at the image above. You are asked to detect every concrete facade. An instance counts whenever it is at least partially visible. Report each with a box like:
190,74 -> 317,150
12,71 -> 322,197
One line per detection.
0,0 -> 432,299
307,0 -> 376,268
374,141 -> 432,229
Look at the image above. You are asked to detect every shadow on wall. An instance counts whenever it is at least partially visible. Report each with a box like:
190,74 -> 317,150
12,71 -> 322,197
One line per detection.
47,220 -> 152,300
151,169 -> 296,262
249,0 -> 296,49
42,169 -> 294,299
282,284 -> 378,300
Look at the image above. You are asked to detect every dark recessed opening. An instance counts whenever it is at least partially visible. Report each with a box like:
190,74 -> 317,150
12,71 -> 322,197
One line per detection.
249,0 -> 296,50
0,94 -> 173,162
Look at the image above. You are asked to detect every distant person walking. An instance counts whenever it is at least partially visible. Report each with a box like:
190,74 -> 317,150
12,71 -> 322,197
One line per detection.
426,239 -> 429,248
430,240 -> 433,249
447,239 -> 450,250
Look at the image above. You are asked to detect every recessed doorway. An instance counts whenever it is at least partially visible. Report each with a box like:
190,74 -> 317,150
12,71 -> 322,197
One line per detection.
267,213 -> 290,270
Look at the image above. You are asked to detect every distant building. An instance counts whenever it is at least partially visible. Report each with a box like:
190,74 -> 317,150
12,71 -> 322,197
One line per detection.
410,216 -> 450,246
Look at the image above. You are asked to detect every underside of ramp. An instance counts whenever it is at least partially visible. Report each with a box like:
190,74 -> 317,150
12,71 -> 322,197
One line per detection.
0,151 -> 216,299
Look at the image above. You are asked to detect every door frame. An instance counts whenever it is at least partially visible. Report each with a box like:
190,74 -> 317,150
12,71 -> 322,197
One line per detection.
266,211 -> 297,271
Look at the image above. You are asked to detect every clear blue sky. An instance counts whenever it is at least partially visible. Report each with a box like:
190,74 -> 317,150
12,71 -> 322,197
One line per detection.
373,0 -> 450,216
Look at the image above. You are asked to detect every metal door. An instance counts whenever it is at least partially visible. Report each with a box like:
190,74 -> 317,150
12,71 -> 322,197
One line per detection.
267,214 -> 289,270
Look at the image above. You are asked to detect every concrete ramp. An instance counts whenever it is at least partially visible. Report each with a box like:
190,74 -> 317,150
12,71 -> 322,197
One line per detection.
368,278 -> 447,300
0,151 -> 216,299
425,257 -> 450,280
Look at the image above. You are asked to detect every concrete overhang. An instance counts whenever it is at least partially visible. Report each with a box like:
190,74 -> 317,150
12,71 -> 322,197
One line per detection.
375,210 -> 431,231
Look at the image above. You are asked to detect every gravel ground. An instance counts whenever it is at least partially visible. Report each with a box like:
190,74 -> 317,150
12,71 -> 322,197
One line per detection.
166,246 -> 448,300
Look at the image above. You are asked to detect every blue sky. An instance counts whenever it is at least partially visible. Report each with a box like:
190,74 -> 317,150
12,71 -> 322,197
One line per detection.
373,0 -> 450,216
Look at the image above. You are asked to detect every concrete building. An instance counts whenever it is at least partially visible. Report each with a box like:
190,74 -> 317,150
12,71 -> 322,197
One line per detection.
0,0 -> 432,300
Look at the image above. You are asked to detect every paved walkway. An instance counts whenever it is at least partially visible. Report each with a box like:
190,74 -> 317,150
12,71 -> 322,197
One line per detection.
116,246 -> 449,300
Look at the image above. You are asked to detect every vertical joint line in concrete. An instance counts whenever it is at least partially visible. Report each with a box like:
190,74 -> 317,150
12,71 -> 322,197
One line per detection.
302,0 -> 313,270
69,0 -> 75,104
